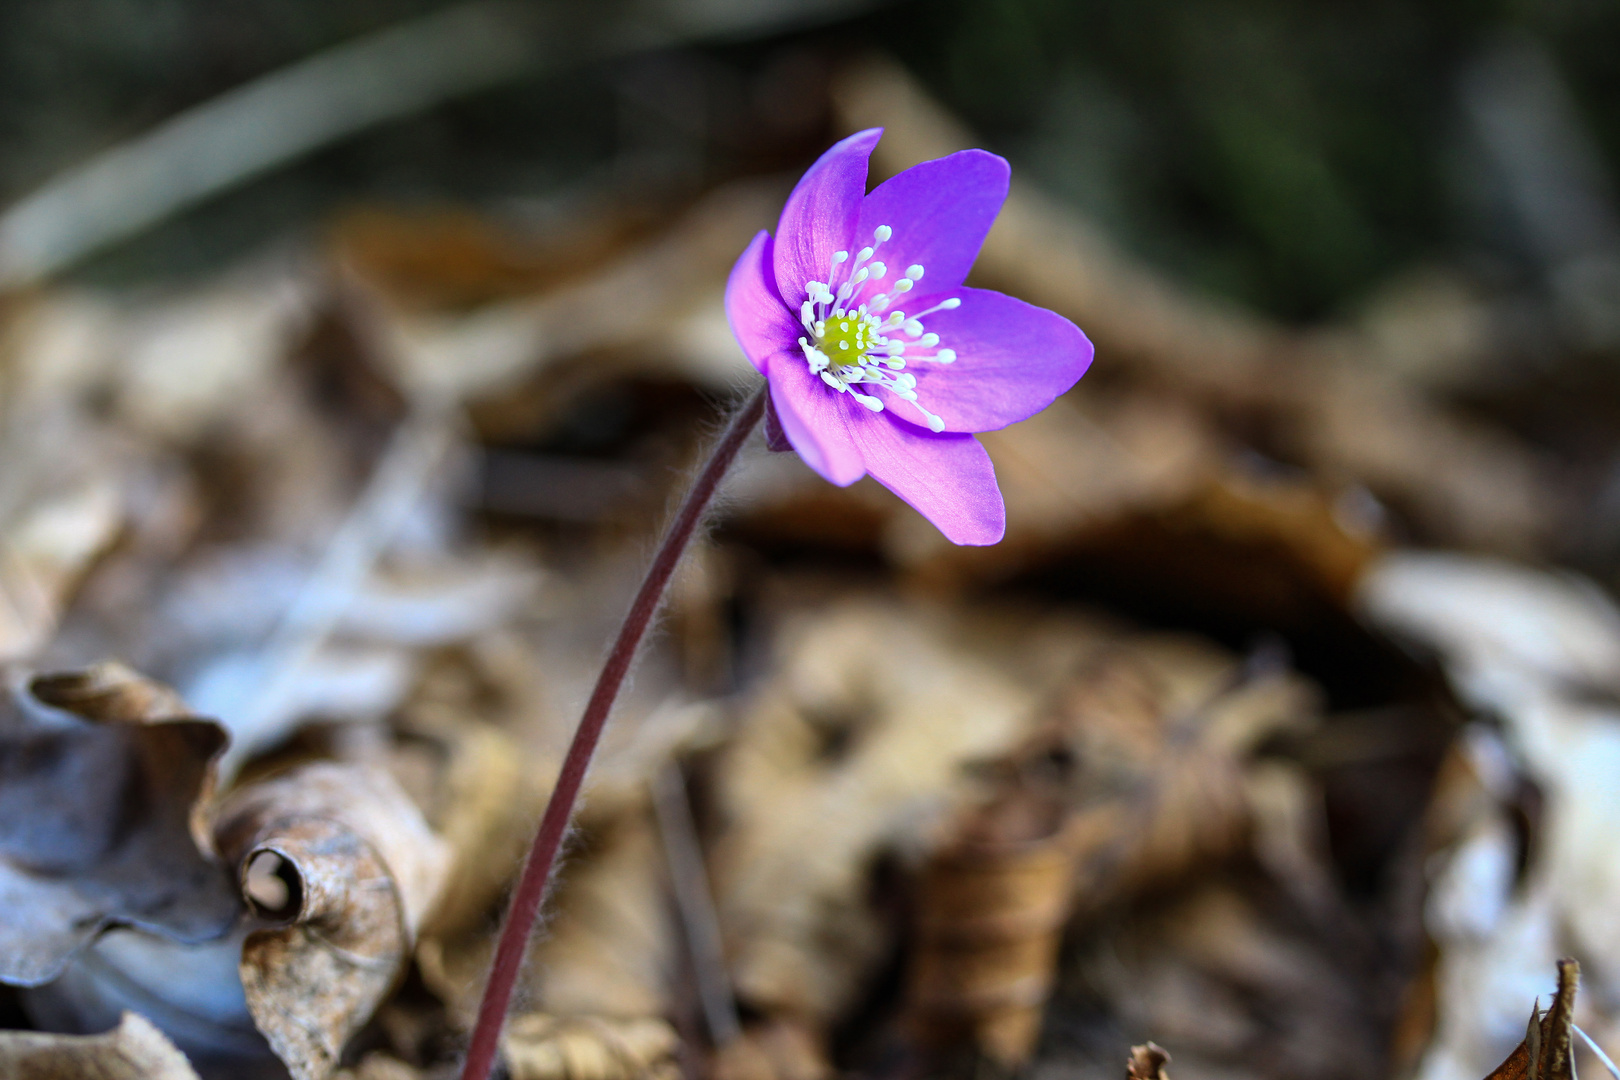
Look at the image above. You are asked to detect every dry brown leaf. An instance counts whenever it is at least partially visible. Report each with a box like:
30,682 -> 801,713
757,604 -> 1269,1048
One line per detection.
712,597 -> 1049,1024
386,713 -> 548,940
1482,960 -> 1579,1080
1077,881 -> 1381,1080
334,1051 -> 422,1080
908,811 -> 1077,1067
1126,1042 -> 1171,1080
214,762 -> 449,1080
0,663 -> 239,987
0,481 -> 123,662
0,1011 -> 202,1080
420,805 -> 675,1030
501,1014 -> 680,1080
712,1017 -> 833,1080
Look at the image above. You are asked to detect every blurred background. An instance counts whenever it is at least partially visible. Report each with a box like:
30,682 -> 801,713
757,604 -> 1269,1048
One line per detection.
4,3 -> 1620,1080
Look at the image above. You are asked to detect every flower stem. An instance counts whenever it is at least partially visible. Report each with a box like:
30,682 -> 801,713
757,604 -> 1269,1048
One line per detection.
458,384 -> 767,1080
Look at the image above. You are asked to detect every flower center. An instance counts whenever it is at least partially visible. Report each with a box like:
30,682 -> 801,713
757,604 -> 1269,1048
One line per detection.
796,225 -> 958,433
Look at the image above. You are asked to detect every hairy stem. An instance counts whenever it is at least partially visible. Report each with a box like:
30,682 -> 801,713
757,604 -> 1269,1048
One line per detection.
459,384 -> 767,1080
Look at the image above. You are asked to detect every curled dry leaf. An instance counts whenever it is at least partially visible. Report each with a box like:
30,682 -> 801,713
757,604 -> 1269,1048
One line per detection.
214,762 -> 450,1080
1126,1042 -> 1171,1080
908,798 -> 1077,1068
0,1011 -> 202,1080
0,663 -> 239,987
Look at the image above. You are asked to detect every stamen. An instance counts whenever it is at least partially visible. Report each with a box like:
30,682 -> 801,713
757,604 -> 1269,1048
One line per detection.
796,232 -> 960,433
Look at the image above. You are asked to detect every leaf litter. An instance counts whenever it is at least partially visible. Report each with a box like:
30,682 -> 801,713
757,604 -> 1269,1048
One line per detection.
2,34 -> 1620,1080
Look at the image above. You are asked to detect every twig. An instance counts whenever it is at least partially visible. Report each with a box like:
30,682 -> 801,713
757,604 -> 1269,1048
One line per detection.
653,761 -> 742,1047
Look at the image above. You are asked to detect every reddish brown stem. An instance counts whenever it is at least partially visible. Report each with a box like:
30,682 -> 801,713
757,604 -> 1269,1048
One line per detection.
458,384 -> 766,1080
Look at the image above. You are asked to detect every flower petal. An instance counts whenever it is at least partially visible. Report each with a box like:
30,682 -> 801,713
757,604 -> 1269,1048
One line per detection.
856,149 -> 1009,291
763,349 -> 867,486
848,414 -> 1006,545
725,230 -> 799,374
772,128 -> 883,308
885,286 -> 1093,434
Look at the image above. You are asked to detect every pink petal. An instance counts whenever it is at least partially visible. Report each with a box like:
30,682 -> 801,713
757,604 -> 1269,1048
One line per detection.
763,349 -> 867,486
856,149 -> 1009,290
884,286 -> 1093,434
725,230 -> 799,374
848,413 -> 1006,545
772,128 -> 883,309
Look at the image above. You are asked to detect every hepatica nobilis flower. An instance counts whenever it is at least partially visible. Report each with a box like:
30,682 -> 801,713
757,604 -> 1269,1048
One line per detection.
726,128 -> 1094,545
462,129 -> 1094,1080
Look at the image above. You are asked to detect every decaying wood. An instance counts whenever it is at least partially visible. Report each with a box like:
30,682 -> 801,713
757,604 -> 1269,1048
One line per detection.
214,762 -> 449,1080
0,1011 -> 202,1080
0,663 -> 239,988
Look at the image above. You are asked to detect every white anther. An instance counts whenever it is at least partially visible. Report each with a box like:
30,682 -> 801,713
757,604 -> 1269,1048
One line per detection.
940,297 -> 961,309
833,251 -> 849,263
857,247 -> 873,262
918,333 -> 939,347
926,414 -> 945,432
868,262 -> 886,280
936,349 -> 956,363
906,265 -> 924,280
821,371 -> 845,390
838,340 -> 850,350
874,225 -> 892,242
852,391 -> 884,412
891,278 -> 913,295
903,320 -> 924,336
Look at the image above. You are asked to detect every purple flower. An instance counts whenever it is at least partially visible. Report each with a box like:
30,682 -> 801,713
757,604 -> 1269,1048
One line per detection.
724,128 -> 1093,546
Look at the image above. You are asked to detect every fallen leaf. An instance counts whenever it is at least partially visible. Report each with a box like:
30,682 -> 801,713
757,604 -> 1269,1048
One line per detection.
1482,959 -> 1578,1080
418,802 -> 679,1080
0,663 -> 239,987
501,1014 -> 680,1080
214,762 -> 450,1080
1126,1042 -> 1171,1080
0,1011 -> 202,1080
